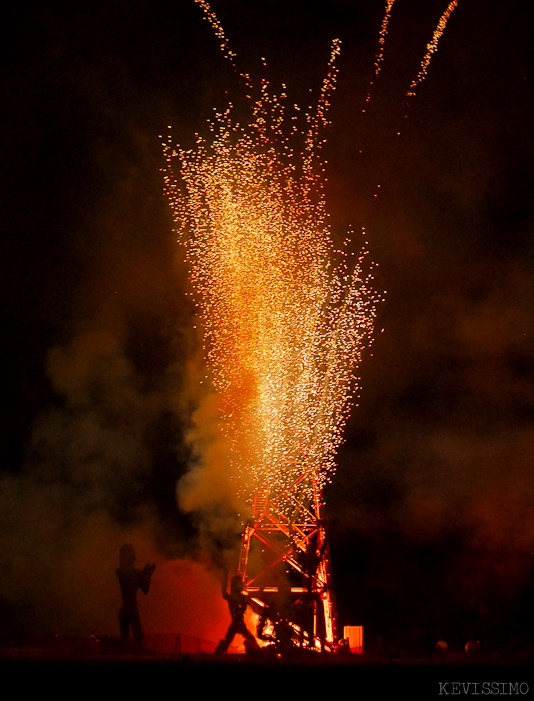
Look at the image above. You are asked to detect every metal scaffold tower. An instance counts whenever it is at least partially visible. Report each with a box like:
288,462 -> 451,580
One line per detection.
237,467 -> 338,651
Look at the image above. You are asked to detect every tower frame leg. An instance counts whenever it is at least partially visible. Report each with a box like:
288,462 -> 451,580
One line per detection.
237,468 -> 338,651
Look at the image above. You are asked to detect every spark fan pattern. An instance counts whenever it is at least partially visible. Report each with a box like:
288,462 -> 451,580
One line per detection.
162,13 -> 380,507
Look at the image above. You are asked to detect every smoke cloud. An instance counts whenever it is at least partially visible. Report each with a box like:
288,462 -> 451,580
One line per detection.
0,300 -> 241,640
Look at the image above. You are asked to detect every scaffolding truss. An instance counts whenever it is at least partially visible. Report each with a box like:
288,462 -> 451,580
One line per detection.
238,467 -> 338,651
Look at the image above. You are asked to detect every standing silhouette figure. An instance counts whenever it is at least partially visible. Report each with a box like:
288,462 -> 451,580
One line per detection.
116,544 -> 155,647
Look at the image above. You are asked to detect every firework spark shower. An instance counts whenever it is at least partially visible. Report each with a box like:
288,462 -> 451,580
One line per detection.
162,6 -> 381,505
1,0 -> 533,667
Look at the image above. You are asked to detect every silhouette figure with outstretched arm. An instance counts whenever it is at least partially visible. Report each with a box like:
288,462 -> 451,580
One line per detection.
116,544 -> 155,647
215,572 -> 259,654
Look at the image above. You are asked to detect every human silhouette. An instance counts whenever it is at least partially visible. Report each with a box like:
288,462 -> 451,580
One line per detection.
116,543 -> 155,647
215,572 -> 259,654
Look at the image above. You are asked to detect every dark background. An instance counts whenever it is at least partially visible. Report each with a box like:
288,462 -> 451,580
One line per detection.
1,0 -> 533,653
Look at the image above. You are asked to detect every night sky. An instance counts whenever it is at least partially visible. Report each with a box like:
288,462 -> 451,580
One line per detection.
1,0 -> 534,654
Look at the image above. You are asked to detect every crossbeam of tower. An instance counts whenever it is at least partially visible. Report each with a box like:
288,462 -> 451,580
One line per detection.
238,467 -> 337,651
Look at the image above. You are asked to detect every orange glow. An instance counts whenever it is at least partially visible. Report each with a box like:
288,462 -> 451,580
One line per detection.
140,559 -> 229,643
162,3 -> 381,511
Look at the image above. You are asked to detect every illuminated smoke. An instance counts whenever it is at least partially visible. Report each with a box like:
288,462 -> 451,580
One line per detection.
161,3 -> 381,509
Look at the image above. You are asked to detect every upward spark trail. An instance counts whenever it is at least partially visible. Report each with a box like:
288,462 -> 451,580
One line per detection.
407,1 -> 459,99
162,4 -> 380,504
365,0 -> 396,108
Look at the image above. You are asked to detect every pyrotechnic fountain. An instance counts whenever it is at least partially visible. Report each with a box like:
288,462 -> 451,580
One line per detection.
161,0 -> 459,652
